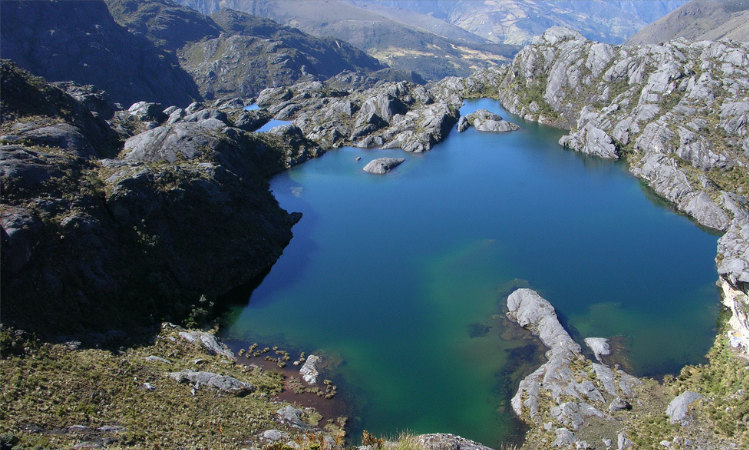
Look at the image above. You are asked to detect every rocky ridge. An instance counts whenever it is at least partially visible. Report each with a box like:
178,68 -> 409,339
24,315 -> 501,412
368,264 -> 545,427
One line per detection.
507,289 -> 642,448
104,0 -> 391,100
0,59 -> 322,333
493,27 -> 749,353
253,73 -> 469,153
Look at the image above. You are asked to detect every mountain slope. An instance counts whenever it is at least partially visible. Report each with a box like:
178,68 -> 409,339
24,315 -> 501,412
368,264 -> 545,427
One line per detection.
626,0 -> 749,44
175,0 -> 519,80
418,0 -> 688,45
0,0 -> 201,108
104,0 -> 388,98
104,0 -> 223,51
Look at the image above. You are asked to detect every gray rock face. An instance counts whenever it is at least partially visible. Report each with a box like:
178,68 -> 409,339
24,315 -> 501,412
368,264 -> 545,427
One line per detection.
178,331 -> 235,360
299,354 -> 321,384
560,123 -> 618,159
276,405 -> 309,429
497,27 -> 749,233
617,432 -> 634,450
253,79 -> 457,153
682,192 -> 731,231
362,158 -> 405,175
508,289 -> 641,438
260,430 -> 289,442
465,109 -> 519,133
718,218 -> 749,286
666,391 -> 704,425
169,370 -> 253,395
456,116 -> 470,132
609,397 -> 631,412
123,120 -> 227,164
553,428 -> 577,447
128,102 -> 167,123
415,433 -> 494,450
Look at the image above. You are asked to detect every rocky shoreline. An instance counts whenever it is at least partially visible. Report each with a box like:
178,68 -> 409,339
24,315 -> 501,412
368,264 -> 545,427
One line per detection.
482,26 -> 749,355
478,27 -> 749,449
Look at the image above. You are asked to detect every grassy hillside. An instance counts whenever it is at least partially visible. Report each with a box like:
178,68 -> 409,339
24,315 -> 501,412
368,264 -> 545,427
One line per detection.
627,0 -> 749,44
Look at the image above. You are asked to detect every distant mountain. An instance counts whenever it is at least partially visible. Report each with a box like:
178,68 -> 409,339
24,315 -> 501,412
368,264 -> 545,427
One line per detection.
0,0 -> 202,107
175,0 -> 519,80
626,0 -> 749,44
348,0 -> 689,45
175,0 -> 685,70
104,0 -> 388,99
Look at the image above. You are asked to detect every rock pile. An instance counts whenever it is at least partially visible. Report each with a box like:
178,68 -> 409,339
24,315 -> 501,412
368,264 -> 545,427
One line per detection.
507,289 -> 641,448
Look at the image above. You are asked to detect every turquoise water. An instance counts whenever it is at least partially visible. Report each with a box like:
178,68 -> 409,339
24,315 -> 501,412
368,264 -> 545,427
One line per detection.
221,99 -> 720,446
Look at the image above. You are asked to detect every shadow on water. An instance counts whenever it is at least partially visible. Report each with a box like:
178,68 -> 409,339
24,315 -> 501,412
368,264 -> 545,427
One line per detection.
497,322 -> 547,446
216,175 -> 322,322
215,266 -> 274,326
636,179 -> 723,237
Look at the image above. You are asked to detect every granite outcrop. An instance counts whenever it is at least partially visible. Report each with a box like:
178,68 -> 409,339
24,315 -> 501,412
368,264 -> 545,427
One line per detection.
507,289 -> 641,448
253,75 -> 464,153
493,27 -> 749,355
0,60 -> 319,334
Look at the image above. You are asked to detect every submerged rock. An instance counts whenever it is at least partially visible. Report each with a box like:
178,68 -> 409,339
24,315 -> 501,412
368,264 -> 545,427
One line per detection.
362,158 -> 405,175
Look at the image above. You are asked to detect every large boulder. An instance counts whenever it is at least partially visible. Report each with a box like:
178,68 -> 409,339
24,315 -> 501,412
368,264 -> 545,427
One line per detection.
362,157 -> 405,175
666,391 -> 704,425
169,370 -> 253,396
465,109 -> 519,133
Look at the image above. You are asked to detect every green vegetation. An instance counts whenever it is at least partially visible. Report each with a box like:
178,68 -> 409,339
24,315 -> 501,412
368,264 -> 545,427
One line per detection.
0,324 -> 344,450
621,333 -> 749,449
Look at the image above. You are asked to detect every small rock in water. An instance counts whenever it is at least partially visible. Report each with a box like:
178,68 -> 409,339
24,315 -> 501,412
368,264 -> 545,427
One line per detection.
355,156 -> 362,161
362,157 -> 405,174
584,337 -> 610,362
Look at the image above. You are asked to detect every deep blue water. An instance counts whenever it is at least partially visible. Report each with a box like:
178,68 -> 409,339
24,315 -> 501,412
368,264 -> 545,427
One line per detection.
221,99 -> 720,446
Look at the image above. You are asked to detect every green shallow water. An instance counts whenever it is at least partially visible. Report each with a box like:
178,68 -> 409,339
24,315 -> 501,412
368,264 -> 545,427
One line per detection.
220,99 -> 720,447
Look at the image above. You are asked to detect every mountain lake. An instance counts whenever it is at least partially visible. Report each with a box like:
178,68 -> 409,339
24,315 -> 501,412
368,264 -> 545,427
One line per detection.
219,98 -> 720,447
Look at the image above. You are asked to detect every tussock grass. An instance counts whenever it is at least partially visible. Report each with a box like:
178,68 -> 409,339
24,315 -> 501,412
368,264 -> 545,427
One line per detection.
0,325 -> 340,449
